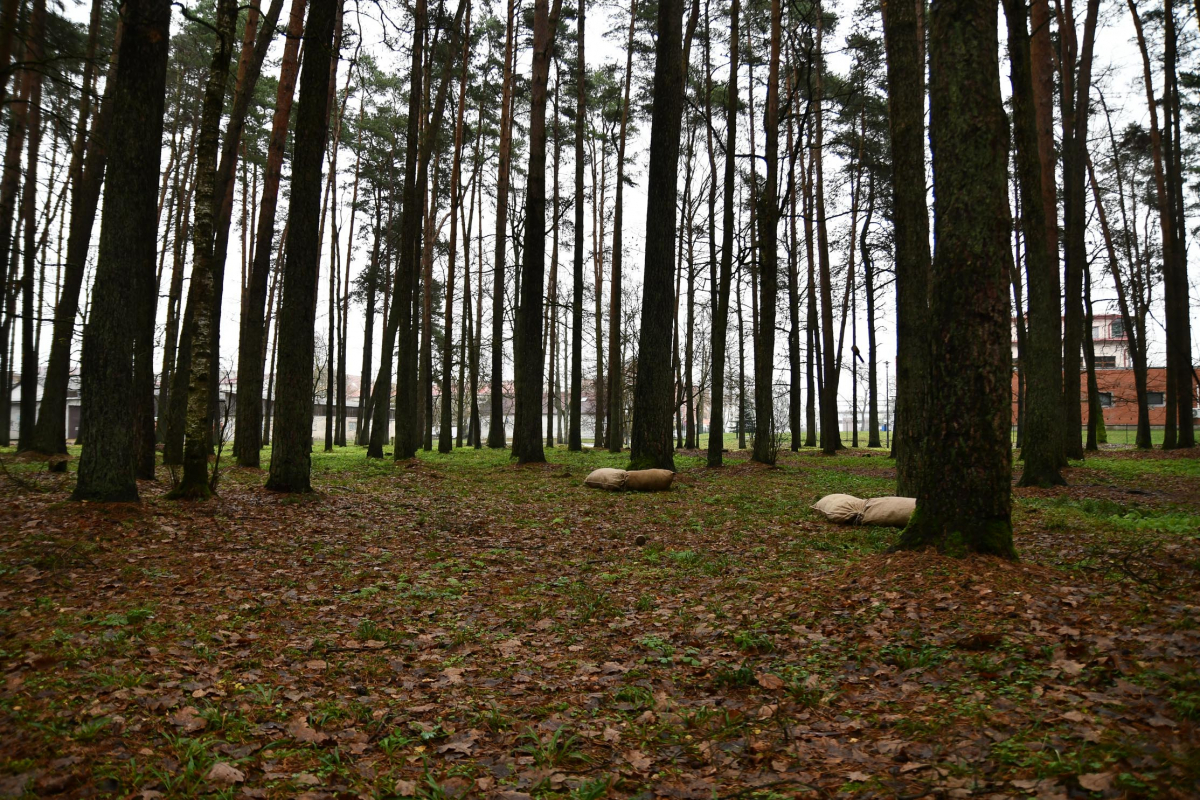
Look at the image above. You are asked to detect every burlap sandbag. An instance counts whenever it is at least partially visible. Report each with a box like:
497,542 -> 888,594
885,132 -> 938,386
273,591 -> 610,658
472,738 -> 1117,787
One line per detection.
624,469 -> 674,492
811,493 -> 866,524
584,468 -> 628,491
861,496 -> 916,527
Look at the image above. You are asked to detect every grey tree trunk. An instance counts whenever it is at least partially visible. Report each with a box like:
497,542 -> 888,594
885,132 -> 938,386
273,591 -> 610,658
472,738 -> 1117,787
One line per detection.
73,0 -> 170,502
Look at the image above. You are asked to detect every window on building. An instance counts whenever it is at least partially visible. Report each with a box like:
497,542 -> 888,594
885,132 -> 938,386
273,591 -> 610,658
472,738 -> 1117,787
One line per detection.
1095,355 -> 1116,369
1091,326 -> 1100,340
1147,391 -> 1164,407
1111,319 -> 1125,338
1097,392 -> 1113,408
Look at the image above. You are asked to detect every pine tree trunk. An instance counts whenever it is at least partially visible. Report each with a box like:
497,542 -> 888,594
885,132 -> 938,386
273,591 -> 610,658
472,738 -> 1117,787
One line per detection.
234,0 -> 305,466
487,0 -> 517,449
169,0 -> 239,498
545,83 -> 560,449
814,6 -> 840,454
750,0 -> 780,464
881,0 -> 931,490
1057,0 -> 1099,460
72,0 -> 170,502
1160,0 -> 1193,447
606,0 -> 638,453
1087,154 -> 1152,449
16,0 -> 44,453
263,0 -> 338,492
568,0 -> 585,451
862,173 -> 881,448
440,3 -> 471,454
156,125 -> 196,445
1004,0 -> 1065,485
42,5 -> 110,455
706,0 -> 738,467
357,216 -> 380,445
897,0 -> 1015,558
512,0 -> 562,464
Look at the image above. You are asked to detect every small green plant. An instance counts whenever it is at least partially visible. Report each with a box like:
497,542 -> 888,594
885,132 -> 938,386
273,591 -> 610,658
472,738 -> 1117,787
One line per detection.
733,629 -> 775,653
637,635 -> 675,664
879,642 -> 945,671
517,727 -> 586,767
713,662 -> 757,688
378,730 -> 415,756
635,594 -> 656,612
72,717 -> 109,742
614,684 -> 653,710
570,776 -> 612,800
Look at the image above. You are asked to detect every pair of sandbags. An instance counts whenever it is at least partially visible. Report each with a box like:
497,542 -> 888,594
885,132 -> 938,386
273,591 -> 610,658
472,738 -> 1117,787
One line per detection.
584,468 -> 675,492
811,493 -> 915,527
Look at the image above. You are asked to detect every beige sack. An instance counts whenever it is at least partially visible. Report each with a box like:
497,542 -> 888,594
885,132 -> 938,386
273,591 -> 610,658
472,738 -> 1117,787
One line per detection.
625,469 -> 675,492
584,468 -> 628,491
811,494 -> 866,524
861,496 -> 916,527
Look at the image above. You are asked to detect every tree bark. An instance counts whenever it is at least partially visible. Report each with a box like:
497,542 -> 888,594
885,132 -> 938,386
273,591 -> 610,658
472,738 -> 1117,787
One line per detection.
1004,0 -> 1065,486
606,0 -> 638,453
234,0 -> 305,465
440,1 -> 471,454
264,0 -> 337,492
630,0 -> 693,469
72,0 -> 170,502
897,0 -> 1015,558
568,0 -> 585,451
750,0 -> 780,463
706,0 -> 738,467
1056,0 -> 1099,460
169,0 -> 240,498
16,0 -> 43,452
486,0 -> 517,449
512,0 -> 563,463
881,0 -> 931,490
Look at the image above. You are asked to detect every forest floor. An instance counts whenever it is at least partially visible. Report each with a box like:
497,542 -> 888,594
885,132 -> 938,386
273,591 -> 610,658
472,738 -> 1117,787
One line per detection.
0,443 -> 1198,800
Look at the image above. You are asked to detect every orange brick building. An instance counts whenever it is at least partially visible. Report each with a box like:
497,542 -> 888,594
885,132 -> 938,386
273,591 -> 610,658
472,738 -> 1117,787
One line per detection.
1010,368 -> 1174,425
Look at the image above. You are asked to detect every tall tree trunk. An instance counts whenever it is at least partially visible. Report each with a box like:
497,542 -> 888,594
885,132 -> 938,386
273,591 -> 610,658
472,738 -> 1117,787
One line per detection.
1005,0 -> 1065,485
1087,153 -> 1152,448
169,0 -> 239,498
706,0 -> 738,467
234,0 -> 305,466
440,1 -> 471,454
545,80 -> 560,449
263,0 -> 337,492
629,0 -> 692,470
32,0 -> 113,457
357,215 -> 381,445
369,0 -> 465,459
606,0 -> 637,453
897,0 -> 1015,558
1083,270 -> 1103,450
750,0 -> 780,463
0,0 -> 20,111
862,173 -> 880,448
156,126 -> 197,446
815,6 -> 840,454
512,0 -> 563,464
487,0 -> 517,449
803,136 -> 818,448
881,0 -> 931,490
15,0 -> 43,452
1057,0 -> 1099,460
568,0 -> 585,451
72,0 -> 170,502
787,106 -> 802,450
1160,0 -> 1193,447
